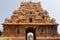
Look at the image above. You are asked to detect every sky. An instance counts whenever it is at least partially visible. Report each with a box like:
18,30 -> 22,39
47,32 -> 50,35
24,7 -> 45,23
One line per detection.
0,0 -> 60,34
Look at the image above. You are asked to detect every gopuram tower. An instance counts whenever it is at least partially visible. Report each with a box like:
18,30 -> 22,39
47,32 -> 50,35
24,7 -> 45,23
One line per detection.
2,1 -> 60,40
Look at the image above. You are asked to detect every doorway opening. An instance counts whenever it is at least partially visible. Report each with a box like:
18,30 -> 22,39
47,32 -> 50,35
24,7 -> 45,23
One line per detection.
29,18 -> 32,23
26,27 -> 35,40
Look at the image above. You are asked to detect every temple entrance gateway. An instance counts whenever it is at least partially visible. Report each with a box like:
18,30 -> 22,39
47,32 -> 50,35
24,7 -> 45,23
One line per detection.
26,28 -> 36,40
2,1 -> 59,40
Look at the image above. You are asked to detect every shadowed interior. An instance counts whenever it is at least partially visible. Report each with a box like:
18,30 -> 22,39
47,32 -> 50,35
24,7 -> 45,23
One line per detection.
26,27 -> 36,40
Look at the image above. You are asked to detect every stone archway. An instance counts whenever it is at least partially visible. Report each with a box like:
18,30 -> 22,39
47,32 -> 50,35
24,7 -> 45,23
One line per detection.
26,27 -> 36,40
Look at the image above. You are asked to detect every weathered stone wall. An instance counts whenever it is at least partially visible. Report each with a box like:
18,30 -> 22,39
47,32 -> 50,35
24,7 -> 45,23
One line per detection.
2,1 -> 59,40
2,25 -> 58,37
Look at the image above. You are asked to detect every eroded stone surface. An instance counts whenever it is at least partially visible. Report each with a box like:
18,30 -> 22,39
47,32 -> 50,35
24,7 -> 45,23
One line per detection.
2,1 -> 59,40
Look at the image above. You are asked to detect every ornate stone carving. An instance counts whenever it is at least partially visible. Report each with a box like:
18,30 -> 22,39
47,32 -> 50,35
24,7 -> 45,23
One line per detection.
51,18 -> 56,23
4,1 -> 57,24
4,18 -> 10,23
2,1 -> 59,40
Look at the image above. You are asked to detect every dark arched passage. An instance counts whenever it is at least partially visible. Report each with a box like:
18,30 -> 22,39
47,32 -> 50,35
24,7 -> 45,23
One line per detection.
26,27 -> 36,40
